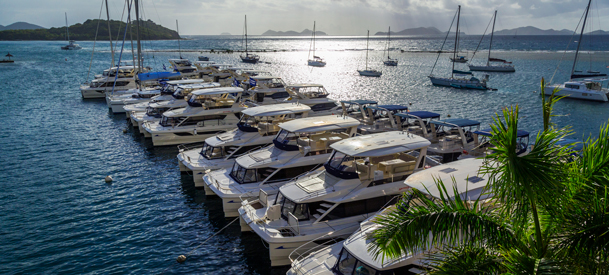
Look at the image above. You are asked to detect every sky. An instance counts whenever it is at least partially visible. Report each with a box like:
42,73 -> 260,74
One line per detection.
1,0 -> 608,35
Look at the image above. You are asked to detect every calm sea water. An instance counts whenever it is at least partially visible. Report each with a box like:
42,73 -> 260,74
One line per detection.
1,35 -> 608,274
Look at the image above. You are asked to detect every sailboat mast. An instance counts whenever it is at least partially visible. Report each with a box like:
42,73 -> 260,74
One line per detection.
313,21 -> 316,57
134,0 -> 142,89
65,12 -> 69,41
176,20 -> 182,59
452,5 -> 460,79
571,0 -> 592,78
245,15 -> 248,55
387,26 -> 391,59
487,10 -> 497,66
365,30 -> 370,70
105,0 -> 114,67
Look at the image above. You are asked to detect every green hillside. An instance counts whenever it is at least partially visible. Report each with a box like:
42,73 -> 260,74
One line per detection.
0,19 -> 179,41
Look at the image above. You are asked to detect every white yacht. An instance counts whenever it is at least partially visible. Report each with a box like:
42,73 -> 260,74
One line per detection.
107,88 -> 162,114
544,79 -> 609,102
141,87 -> 245,146
177,103 -> 313,188
168,58 -> 198,78
124,80 -> 213,113
394,111 -> 442,140
339,100 -> 379,121
129,82 -> 221,130
80,66 -> 140,99
241,76 -> 289,104
238,131 -> 431,266
284,84 -> 343,116
543,0 -> 608,102
287,158 -> 491,275
356,104 -> 410,134
204,115 -> 360,217
307,21 -> 326,67
426,118 -> 481,163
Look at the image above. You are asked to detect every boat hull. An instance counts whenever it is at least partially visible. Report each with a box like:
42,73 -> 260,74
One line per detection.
544,85 -> 609,102
468,64 -> 515,72
307,60 -> 326,67
357,70 -> 382,77
429,76 -> 487,90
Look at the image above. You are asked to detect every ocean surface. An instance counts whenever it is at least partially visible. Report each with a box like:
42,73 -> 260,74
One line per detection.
1,35 -> 609,274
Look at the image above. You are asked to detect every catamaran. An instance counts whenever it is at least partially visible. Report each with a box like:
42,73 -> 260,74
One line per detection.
543,0 -> 609,102
383,26 -> 398,66
141,87 -> 245,146
204,115 -> 360,217
468,11 -> 516,72
358,30 -> 382,77
425,118 -> 481,163
287,158 -> 491,275
307,21 -> 326,67
177,103 -> 313,188
238,131 -> 431,266
429,6 -> 489,90
240,15 -> 260,64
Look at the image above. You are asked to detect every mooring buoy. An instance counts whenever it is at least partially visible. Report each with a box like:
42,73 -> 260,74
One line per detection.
105,176 -> 113,183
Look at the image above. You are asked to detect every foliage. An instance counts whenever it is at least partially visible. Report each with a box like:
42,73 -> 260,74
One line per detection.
369,78 -> 609,274
0,19 -> 179,41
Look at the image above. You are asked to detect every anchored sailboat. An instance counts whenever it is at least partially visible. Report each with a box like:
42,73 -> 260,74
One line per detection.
240,15 -> 260,64
61,12 -> 82,50
468,11 -> 515,72
307,21 -> 326,67
429,6 -> 488,90
358,30 -> 382,77
543,0 -> 609,101
383,26 -> 398,66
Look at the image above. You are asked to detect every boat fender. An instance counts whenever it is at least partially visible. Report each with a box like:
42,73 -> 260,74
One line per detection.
462,150 -> 468,155
194,129 -> 197,135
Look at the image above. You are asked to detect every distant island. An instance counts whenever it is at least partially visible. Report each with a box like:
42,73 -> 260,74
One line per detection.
262,29 -> 327,36
0,22 -> 45,31
375,27 -> 465,36
0,19 -> 179,41
220,32 -> 231,35
494,26 -> 608,35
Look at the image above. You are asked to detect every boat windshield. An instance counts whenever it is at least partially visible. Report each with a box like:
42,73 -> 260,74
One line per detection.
325,151 -> 358,179
229,162 -> 258,184
288,86 -> 329,98
334,248 -> 377,275
159,116 -> 182,127
200,142 -> 224,160
273,129 -> 299,151
145,107 -> 169,118
237,114 -> 261,132
275,192 -> 309,221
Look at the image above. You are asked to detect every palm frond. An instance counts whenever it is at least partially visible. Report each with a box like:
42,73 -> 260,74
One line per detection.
426,246 -> 503,275
368,179 -> 516,262
540,77 -> 566,131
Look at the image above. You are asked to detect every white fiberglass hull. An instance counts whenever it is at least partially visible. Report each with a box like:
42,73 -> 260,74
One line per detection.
544,85 -> 609,102
80,82 -> 137,99
307,60 -> 326,67
468,64 -> 515,72
143,121 -> 239,146
357,70 -> 382,77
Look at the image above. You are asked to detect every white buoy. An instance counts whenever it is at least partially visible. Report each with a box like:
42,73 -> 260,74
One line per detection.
105,176 -> 113,183
177,255 -> 187,263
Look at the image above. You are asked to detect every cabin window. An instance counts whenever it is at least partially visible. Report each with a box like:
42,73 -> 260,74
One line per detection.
200,143 -> 224,159
325,151 -> 358,179
181,115 -> 227,126
265,164 -> 319,184
269,91 -> 289,99
273,129 -> 299,151
229,162 -> 258,184
279,197 -> 308,221
565,84 -> 580,89
159,116 -> 182,127
311,103 -> 338,112
321,195 -> 399,221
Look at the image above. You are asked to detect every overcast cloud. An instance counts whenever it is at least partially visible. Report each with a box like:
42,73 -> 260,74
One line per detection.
1,0 -> 608,35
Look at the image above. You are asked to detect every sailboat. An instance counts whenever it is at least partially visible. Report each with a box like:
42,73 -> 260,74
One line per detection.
543,0 -> 609,102
383,26 -> 398,66
61,12 -> 82,50
240,15 -> 260,64
307,21 -> 326,67
357,30 -> 382,77
468,11 -> 515,72
429,6 -> 487,90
